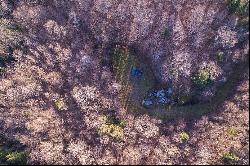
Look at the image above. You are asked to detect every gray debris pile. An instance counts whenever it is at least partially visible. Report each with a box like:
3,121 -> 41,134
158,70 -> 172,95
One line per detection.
142,88 -> 173,108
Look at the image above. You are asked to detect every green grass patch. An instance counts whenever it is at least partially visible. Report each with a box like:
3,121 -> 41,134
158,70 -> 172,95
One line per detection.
0,67 -> 6,75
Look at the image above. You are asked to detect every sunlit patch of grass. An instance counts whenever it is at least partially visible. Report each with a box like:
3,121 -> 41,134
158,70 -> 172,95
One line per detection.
5,151 -> 26,165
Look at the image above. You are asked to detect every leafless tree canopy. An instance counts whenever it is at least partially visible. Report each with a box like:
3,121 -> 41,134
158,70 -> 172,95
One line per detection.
0,0 -> 249,165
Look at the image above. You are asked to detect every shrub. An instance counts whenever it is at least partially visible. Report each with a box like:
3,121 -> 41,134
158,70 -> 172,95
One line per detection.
237,0 -> 249,16
192,69 -> 212,89
55,99 -> 66,111
0,148 -> 26,165
179,132 -> 189,142
0,54 -> 16,76
99,124 -> 124,139
0,67 -> 5,75
7,23 -> 25,32
223,152 -> 240,164
5,151 -> 26,165
105,114 -> 126,127
238,16 -> 249,28
0,56 -> 5,66
98,115 -> 126,139
161,27 -> 171,39
228,0 -> 249,16
227,127 -> 238,136
216,51 -> 224,62
0,19 -> 24,56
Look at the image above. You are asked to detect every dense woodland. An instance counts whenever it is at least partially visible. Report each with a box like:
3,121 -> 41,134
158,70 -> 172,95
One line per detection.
0,0 -> 249,165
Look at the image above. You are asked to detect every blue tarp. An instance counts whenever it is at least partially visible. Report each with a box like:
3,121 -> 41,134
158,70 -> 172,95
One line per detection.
132,67 -> 143,78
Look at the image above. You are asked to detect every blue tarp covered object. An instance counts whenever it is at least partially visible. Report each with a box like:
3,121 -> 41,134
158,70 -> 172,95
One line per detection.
132,67 -> 143,78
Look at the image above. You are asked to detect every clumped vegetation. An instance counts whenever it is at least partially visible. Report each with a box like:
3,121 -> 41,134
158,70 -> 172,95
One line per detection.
0,19 -> 24,54
0,150 -> 27,165
192,69 -> 212,89
54,99 -> 66,111
179,132 -> 189,142
0,136 -> 27,165
228,0 -> 249,16
227,127 -> 238,136
161,27 -> 171,39
98,115 -> 125,140
0,6 -> 25,76
0,54 -> 15,75
216,51 -> 225,62
238,16 -> 249,28
99,124 -> 124,139
223,151 -> 240,164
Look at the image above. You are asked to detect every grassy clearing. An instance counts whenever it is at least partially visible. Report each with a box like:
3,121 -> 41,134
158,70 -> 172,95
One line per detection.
112,44 -> 248,122
112,45 -> 156,114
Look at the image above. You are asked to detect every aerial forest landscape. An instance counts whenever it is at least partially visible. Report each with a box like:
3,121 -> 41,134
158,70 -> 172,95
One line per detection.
0,0 -> 249,165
